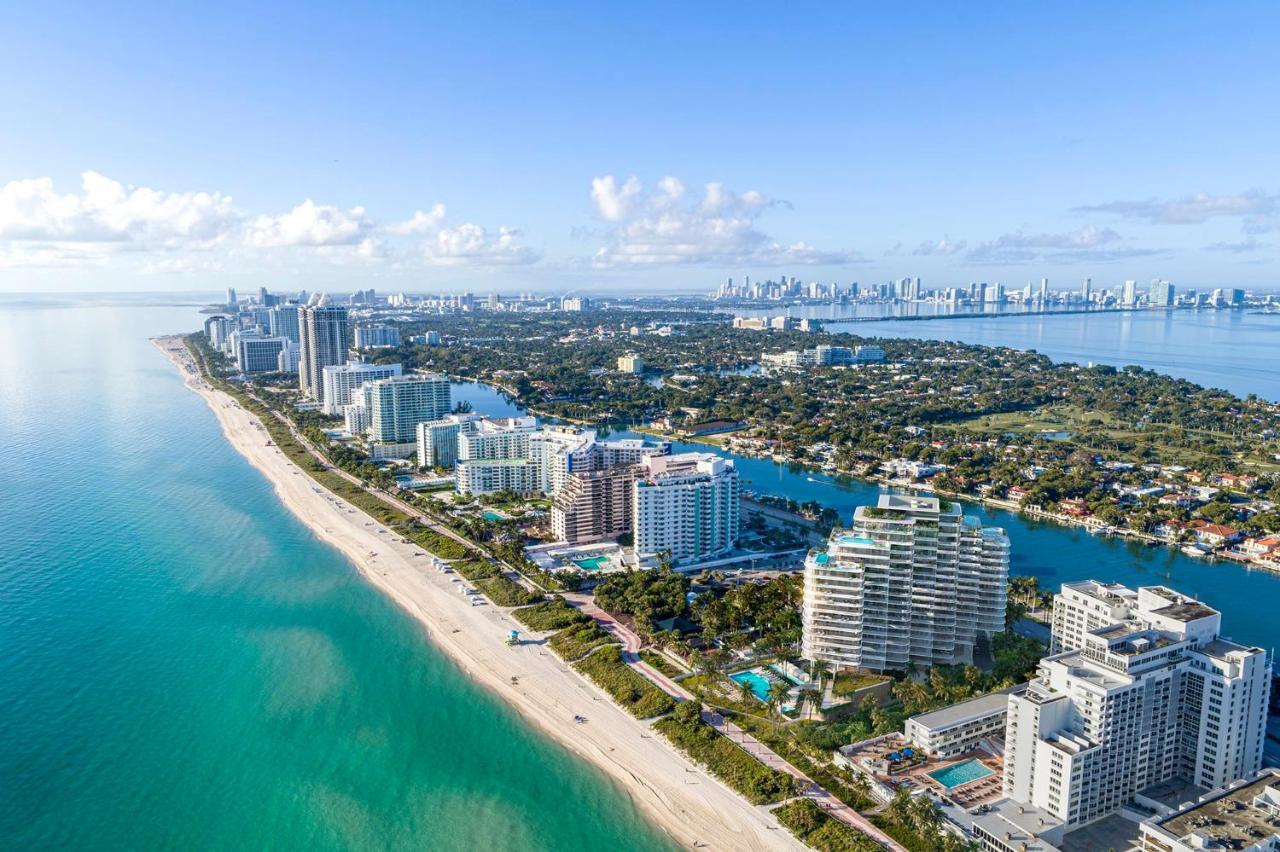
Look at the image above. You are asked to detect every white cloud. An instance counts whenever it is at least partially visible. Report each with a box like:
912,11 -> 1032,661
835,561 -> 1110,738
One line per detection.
425,224 -> 538,266
589,174 -> 859,266
911,237 -> 967,256
389,204 -> 447,236
1204,237 -> 1269,254
591,175 -> 642,222
1075,190 -> 1278,225
0,171 -> 239,248
246,199 -> 374,247
966,225 -> 1163,265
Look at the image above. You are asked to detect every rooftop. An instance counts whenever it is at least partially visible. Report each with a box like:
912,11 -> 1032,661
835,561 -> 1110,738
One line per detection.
1149,601 -> 1219,622
908,685 -> 1026,731
1148,769 -> 1280,848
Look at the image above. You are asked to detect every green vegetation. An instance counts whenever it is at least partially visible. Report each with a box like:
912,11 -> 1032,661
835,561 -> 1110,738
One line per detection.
831,671 -> 887,697
548,621 -> 615,661
512,598 -> 591,631
639,649 -> 685,679
593,567 -> 690,635
653,701 -> 796,804
873,788 -> 975,852
475,576 -> 542,607
773,798 -> 881,852
573,646 -> 677,718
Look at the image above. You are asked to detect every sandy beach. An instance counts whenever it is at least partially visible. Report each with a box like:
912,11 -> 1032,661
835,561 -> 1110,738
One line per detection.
155,337 -> 801,852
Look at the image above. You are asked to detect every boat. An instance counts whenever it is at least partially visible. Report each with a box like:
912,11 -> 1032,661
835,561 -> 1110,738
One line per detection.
1182,545 -> 1209,558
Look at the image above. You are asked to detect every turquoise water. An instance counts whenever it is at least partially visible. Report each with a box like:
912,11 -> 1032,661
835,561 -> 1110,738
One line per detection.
481,510 -> 506,521
573,556 -> 608,571
728,669 -> 774,702
0,299 -> 675,852
928,759 -> 994,789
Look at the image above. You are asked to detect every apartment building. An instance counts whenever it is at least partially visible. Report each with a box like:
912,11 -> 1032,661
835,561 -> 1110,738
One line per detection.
319,360 -> 402,416
1003,583 -> 1269,831
551,465 -> 640,545
415,414 -> 481,471
364,374 -> 451,444
632,453 -> 739,566
801,494 -> 1009,672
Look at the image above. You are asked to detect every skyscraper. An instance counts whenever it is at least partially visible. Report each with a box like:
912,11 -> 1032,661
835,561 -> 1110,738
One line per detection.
1122,279 -> 1137,306
268,305 -> 300,344
298,303 -> 349,405
1150,278 -> 1176,307
319,360 -> 403,416
802,494 -> 1009,671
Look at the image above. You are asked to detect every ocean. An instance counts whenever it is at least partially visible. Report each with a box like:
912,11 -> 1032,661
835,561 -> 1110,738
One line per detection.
0,299 -> 675,851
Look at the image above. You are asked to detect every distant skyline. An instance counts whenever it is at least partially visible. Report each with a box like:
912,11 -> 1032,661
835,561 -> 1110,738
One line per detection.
2,2 -> 1278,293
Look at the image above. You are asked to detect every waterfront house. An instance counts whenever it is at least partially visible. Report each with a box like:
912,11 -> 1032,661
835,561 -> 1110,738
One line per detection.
1188,520 -> 1242,547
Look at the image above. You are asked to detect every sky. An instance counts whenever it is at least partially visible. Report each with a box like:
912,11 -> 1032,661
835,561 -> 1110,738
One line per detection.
1,2 -> 1278,294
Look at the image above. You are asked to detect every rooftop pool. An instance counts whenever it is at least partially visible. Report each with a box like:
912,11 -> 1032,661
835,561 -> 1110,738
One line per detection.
927,758 -> 993,789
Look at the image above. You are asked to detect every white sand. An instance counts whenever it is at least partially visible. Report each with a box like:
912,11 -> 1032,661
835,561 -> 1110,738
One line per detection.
157,338 -> 802,852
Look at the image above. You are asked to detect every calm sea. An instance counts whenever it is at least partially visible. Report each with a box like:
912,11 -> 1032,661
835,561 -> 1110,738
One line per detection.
0,298 -> 675,852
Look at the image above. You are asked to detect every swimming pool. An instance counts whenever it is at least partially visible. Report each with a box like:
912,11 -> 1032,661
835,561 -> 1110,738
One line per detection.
729,668 -> 774,702
573,556 -> 608,571
927,759 -> 993,789
482,510 -> 506,521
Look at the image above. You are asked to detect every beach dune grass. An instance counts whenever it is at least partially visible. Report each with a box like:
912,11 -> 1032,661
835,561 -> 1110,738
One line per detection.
550,622 -> 615,661
513,599 -> 591,632
573,646 -> 677,719
653,704 -> 796,805
773,798 -> 881,851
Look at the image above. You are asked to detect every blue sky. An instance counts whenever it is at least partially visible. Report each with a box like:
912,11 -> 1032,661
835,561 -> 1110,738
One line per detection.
2,2 -> 1278,293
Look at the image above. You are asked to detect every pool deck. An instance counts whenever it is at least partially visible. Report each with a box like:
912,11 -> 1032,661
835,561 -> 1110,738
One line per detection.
840,733 -> 1005,812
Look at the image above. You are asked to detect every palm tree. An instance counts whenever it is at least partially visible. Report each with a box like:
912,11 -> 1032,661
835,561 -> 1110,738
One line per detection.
798,687 -> 823,721
737,679 -> 755,706
767,681 -> 790,720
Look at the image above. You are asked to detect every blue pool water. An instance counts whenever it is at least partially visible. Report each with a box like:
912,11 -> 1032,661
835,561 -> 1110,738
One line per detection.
481,510 -> 506,521
729,669 -> 774,702
573,556 -> 608,571
928,759 -> 994,789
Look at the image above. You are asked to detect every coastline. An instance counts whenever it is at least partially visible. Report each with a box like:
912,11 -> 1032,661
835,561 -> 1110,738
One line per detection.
154,337 -> 802,852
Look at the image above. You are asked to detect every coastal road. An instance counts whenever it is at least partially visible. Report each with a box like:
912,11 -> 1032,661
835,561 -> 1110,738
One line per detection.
570,595 -> 907,852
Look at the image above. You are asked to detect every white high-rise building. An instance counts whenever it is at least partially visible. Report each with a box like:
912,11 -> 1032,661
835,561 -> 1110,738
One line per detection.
365,374 -> 451,444
354,324 -> 400,349
1003,582 -> 1268,831
1122,279 -> 1138,306
276,341 -> 300,374
632,453 -> 739,566
416,414 -> 481,470
268,305 -> 300,344
802,494 -> 1009,672
298,302 -> 349,404
319,360 -> 402,416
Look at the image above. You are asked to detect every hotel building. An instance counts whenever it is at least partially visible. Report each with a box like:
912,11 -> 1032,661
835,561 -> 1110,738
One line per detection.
632,453 -> 739,566
801,494 -> 1009,672
551,465 -> 641,545
1002,582 -> 1268,831
364,374 -> 452,444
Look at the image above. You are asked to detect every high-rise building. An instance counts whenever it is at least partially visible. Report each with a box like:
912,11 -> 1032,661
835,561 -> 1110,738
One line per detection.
1003,581 -> 1269,830
1080,277 -> 1092,303
632,453 -> 739,566
552,465 -> 642,545
365,375 -> 452,443
298,302 -> 350,404
226,287 -> 237,306
319,360 -> 402,416
415,414 -> 481,470
1150,279 -> 1175,307
1122,279 -> 1138,306
354,324 -> 401,349
802,494 -> 1009,672
235,335 -> 287,373
268,305 -> 300,344
276,342 -> 300,374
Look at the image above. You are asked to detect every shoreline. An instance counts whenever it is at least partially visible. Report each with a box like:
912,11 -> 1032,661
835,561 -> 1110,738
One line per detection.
154,337 -> 802,852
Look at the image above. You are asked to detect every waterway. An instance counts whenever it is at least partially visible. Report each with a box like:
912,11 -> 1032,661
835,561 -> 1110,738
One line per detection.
0,296 -> 675,851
